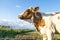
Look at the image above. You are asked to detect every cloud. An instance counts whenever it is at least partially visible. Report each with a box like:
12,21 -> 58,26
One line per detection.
0,19 -> 35,29
16,5 -> 21,8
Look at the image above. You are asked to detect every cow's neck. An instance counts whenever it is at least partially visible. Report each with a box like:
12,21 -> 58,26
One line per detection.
33,12 -> 42,32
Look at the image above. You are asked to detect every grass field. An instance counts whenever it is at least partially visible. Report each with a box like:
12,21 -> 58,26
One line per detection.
0,25 -> 60,40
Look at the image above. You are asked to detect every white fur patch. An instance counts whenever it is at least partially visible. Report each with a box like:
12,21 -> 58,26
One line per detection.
51,14 -> 60,33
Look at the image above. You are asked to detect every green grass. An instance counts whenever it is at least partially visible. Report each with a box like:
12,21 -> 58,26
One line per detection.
0,25 -> 60,40
54,34 -> 60,40
0,25 -> 34,38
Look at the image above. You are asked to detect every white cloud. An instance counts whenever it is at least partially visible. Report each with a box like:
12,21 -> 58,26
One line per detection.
16,5 -> 21,8
0,19 -> 35,29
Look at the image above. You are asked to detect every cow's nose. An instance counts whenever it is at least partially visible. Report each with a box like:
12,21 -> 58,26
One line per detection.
18,15 -> 22,19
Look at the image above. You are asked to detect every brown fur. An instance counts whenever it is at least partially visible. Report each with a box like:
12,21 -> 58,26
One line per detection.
55,12 -> 60,14
39,19 -> 45,26
58,16 -> 60,20
19,9 -> 33,19
33,12 -> 45,32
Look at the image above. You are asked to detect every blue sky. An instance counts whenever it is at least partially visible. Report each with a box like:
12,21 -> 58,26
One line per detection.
0,0 -> 60,21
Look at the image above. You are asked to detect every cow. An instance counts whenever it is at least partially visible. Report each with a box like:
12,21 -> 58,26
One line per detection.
18,7 -> 60,40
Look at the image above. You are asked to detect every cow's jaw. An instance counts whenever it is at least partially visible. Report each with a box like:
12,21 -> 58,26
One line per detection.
20,16 -> 33,23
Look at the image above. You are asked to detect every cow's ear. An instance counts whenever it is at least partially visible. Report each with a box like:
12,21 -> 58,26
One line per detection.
34,6 -> 39,12
32,6 -> 39,14
32,9 -> 37,14
29,7 -> 33,12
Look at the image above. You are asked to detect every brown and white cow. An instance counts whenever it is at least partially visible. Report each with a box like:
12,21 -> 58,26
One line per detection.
18,7 -> 60,40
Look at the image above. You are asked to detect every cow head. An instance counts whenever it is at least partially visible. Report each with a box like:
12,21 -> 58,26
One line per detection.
18,6 -> 41,32
18,7 -> 39,23
18,7 -> 33,19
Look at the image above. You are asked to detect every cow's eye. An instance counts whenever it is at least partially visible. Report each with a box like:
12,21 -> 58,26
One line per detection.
28,12 -> 30,14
